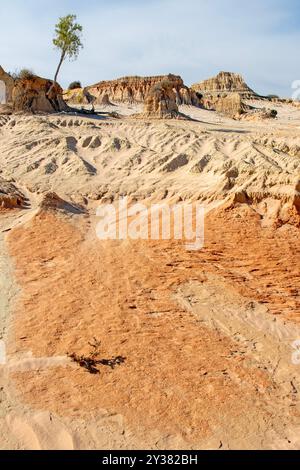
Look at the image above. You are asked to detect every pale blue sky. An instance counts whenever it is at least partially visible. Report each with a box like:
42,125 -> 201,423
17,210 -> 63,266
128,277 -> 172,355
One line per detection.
0,0 -> 299,97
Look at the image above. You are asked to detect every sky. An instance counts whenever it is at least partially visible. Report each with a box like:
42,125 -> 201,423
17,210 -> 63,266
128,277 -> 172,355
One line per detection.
0,0 -> 300,97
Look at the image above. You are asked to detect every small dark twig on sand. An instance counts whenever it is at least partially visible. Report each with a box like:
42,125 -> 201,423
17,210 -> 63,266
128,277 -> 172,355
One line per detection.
68,338 -> 126,375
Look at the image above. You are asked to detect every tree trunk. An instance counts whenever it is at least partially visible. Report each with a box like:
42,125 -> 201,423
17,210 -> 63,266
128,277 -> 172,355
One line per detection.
54,50 -> 66,84
46,50 -> 66,110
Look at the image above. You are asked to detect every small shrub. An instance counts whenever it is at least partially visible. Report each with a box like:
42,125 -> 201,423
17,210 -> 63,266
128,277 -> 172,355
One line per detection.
270,109 -> 278,118
13,68 -> 35,80
68,80 -> 82,90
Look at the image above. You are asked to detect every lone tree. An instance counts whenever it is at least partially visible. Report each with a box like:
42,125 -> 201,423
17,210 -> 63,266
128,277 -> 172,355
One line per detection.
53,14 -> 83,84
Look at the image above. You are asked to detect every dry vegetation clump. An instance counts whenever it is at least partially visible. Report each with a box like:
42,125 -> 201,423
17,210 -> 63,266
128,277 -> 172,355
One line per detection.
13,68 -> 36,81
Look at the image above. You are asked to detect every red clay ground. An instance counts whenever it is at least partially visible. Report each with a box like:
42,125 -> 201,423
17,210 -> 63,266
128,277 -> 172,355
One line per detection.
5,203 -> 300,448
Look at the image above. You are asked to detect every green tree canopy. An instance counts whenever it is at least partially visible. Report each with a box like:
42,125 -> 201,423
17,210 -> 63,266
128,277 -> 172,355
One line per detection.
53,14 -> 83,83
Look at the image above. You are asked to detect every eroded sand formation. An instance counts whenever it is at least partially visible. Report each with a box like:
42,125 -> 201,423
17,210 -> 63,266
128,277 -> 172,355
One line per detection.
0,79 -> 300,450
192,71 -> 258,98
189,72 -> 279,120
141,80 -> 182,119
0,66 -> 68,114
62,71 -> 280,122
212,93 -> 277,120
71,74 -> 200,107
12,76 -> 68,113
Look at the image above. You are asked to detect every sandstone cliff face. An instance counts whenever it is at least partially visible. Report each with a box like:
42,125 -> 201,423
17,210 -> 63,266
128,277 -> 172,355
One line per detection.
215,93 -> 247,118
12,76 -> 68,113
0,66 -> 15,104
192,71 -> 257,98
85,74 -> 200,106
142,81 -> 180,118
